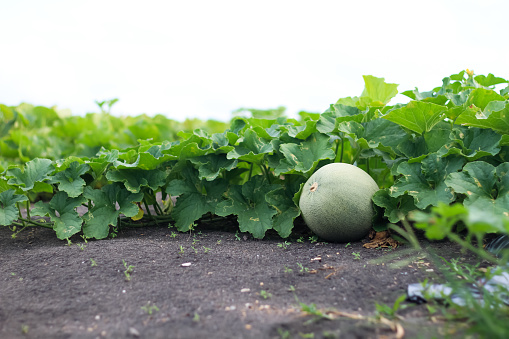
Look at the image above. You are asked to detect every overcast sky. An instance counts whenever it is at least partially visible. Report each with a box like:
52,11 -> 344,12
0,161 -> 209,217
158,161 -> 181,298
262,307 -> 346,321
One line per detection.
1,0 -> 508,121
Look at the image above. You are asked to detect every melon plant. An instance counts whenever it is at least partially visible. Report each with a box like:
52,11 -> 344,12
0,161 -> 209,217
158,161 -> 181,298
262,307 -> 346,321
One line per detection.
299,163 -> 379,243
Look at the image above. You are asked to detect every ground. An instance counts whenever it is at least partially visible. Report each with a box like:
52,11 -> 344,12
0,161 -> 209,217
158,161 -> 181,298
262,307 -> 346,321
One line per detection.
0,218 -> 475,339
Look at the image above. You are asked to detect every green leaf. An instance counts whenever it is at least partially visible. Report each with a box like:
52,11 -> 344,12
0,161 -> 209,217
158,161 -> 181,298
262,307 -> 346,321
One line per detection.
82,184 -> 144,239
360,75 -> 399,105
188,154 -> 238,181
166,167 -> 228,231
282,119 -> 317,140
216,176 -> 278,239
52,161 -> 90,197
275,132 -> 335,176
227,128 -> 274,163
390,154 -> 465,209
466,88 -> 505,111
383,101 -> 447,135
443,127 -> 502,160
445,161 -> 509,215
474,74 -> 508,87
0,189 -> 28,226
6,158 -> 54,191
32,192 -> 87,239
106,168 -> 167,193
265,179 -> 305,238
455,102 -> 509,134
372,189 -> 416,223
136,141 -> 179,170
316,104 -> 364,134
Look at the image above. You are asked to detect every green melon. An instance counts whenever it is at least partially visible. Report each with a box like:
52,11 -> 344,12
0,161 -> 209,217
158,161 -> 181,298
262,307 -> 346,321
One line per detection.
299,163 -> 379,243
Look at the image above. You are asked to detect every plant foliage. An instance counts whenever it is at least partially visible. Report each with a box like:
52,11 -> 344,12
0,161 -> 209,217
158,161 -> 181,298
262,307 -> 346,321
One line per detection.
1,70 -> 509,243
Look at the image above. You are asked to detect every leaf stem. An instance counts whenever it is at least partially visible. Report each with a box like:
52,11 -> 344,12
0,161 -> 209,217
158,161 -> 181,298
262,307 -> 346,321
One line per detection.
143,199 -> 159,225
339,137 -> 344,163
248,162 -> 254,181
26,200 -> 31,220
259,163 -> 271,184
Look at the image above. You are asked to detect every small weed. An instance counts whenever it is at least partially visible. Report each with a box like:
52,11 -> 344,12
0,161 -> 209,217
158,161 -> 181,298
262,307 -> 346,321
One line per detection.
235,231 -> 241,241
10,272 -> 16,276
191,246 -> 198,254
192,237 -> 200,245
288,285 -> 296,292
203,246 -> 211,253
66,238 -> 72,246
295,295 -> 332,324
277,241 -> 291,250
260,290 -> 272,299
141,302 -> 159,315
299,333 -> 314,338
76,243 -> 86,251
375,294 -> 407,320
122,260 -> 135,281
179,245 -> 185,255
352,252 -> 361,260
216,240 -> 222,245
277,328 -> 291,339
284,266 -> 293,274
345,242 -> 351,248
170,232 -> 178,238
297,263 -> 309,273
21,324 -> 29,334
193,312 -> 200,322
297,237 -> 304,243
90,258 -> 97,267
309,236 -> 318,243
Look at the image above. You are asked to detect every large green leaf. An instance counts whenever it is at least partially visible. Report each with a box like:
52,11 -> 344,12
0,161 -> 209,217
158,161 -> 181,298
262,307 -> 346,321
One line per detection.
474,73 -> 508,87
166,167 -> 228,231
0,189 -> 28,226
316,104 -> 365,134
275,132 -> 335,176
441,127 -> 502,160
372,189 -> 416,223
52,161 -> 90,197
32,192 -> 87,239
390,153 -> 465,209
445,162 -> 509,216
383,101 -> 447,135
227,128 -> 274,163
360,75 -> 399,105
82,184 -> 144,239
188,154 -> 238,181
216,176 -> 278,239
455,102 -> 509,134
265,178 -> 305,238
465,88 -> 505,110
106,168 -> 167,193
6,158 -> 54,192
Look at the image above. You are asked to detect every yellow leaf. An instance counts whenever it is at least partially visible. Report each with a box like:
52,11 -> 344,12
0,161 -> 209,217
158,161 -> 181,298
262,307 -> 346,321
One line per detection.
131,205 -> 144,221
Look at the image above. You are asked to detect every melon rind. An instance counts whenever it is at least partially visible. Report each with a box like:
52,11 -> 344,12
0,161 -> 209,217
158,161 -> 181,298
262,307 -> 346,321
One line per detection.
299,163 -> 379,243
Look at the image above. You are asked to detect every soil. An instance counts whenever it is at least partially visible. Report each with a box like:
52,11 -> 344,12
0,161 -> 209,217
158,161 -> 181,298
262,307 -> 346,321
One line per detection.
0,217 -> 478,339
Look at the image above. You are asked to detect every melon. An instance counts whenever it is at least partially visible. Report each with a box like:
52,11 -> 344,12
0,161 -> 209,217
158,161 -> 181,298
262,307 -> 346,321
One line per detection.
299,163 -> 379,243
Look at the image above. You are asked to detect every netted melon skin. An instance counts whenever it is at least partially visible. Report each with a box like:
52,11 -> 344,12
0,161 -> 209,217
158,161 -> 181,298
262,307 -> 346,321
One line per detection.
299,163 -> 379,243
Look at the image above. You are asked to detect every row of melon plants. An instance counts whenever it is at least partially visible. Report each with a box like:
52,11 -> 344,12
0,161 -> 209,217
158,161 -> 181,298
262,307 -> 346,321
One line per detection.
1,70 -> 508,247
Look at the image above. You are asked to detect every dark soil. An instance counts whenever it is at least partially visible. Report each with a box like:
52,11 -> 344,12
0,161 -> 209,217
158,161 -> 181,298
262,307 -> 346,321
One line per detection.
0,218 -> 477,339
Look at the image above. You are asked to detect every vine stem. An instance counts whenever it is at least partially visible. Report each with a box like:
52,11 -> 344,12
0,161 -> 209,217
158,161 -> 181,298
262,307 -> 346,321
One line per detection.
15,218 -> 54,229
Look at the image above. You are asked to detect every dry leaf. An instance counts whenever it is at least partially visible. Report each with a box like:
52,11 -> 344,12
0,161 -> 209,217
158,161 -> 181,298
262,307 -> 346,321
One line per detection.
363,231 -> 400,249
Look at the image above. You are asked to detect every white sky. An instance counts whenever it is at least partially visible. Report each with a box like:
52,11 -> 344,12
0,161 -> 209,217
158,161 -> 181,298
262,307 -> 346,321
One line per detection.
1,0 -> 508,121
